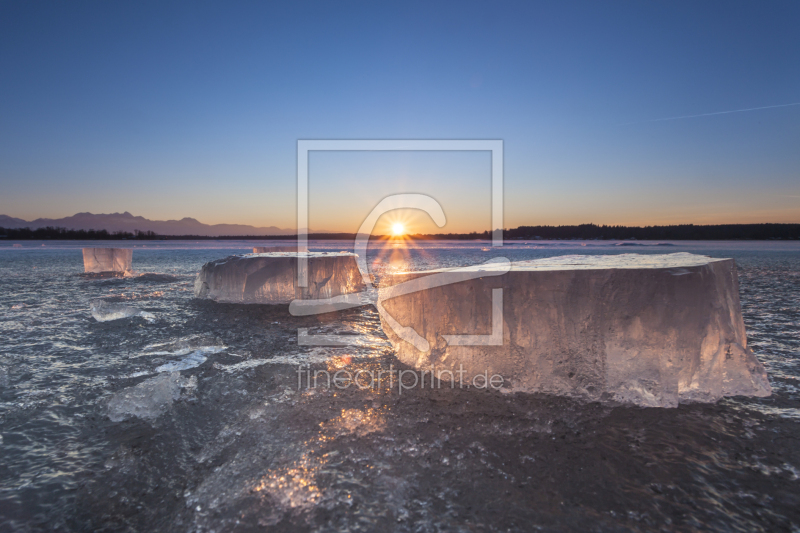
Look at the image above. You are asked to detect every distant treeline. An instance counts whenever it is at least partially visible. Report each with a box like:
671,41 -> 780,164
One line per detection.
382,224 -> 800,240
0,227 -> 158,240
502,223 -> 800,241
2,223 -> 799,241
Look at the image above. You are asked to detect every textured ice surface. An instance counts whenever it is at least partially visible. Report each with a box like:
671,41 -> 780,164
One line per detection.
5,242 -> 800,532
82,247 -> 132,273
194,252 -> 365,304
155,351 -> 208,372
91,299 -> 155,322
155,346 -> 225,372
107,372 -> 196,422
431,252 -> 724,271
380,253 -> 772,407
213,348 -> 337,373
142,335 -> 224,355
253,246 -> 301,253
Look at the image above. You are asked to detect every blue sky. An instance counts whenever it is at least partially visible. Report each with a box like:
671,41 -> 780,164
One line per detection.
1,1 -> 798,233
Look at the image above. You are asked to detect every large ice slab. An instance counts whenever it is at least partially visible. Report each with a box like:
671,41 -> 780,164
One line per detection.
195,252 -> 365,304
82,247 -> 132,273
253,246 -> 301,253
379,253 -> 771,407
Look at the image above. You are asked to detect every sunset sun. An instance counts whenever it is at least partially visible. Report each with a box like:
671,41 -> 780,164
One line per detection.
391,223 -> 405,236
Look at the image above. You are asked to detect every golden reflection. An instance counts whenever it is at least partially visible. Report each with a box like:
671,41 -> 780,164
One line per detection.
254,294 -> 399,514
320,407 -> 388,437
251,362 -> 391,512
251,406 -> 389,511
252,446 -> 322,508
326,354 -> 353,371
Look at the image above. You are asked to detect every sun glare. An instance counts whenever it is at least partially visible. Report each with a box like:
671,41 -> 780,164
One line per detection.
391,223 -> 405,236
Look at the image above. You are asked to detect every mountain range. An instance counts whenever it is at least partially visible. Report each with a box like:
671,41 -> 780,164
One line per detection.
0,212 -> 298,236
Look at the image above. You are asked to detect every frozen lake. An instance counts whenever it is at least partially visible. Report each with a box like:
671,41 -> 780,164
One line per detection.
1,239 -> 799,531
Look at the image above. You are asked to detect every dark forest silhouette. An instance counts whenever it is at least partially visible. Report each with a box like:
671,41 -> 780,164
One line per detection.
2,223 -> 799,241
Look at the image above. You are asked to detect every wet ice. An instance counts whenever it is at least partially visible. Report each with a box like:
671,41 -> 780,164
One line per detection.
90,299 -> 155,322
107,372 -> 196,422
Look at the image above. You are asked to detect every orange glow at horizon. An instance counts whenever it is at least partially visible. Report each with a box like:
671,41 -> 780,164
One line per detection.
380,211 -> 418,238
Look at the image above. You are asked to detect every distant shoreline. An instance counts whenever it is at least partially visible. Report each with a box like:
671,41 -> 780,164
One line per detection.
1,223 -> 799,241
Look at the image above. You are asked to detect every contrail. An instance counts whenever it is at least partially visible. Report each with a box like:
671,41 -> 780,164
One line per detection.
621,102 -> 800,125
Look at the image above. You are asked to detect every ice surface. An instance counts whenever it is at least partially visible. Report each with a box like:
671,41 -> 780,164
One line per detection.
107,372 -> 196,422
82,247 -> 132,273
91,299 -> 155,322
420,252 -> 723,272
212,348 -> 337,373
379,253 -> 772,407
134,272 -> 181,282
253,246 -> 301,253
194,252 -> 365,304
155,346 -> 226,372
142,335 -> 224,355
155,351 -> 208,372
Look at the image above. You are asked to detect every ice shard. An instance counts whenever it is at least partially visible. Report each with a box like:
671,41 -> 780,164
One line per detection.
379,253 -> 771,407
253,246 -> 301,253
194,252 -> 365,304
107,372 -> 196,422
91,300 -> 155,322
82,247 -> 132,273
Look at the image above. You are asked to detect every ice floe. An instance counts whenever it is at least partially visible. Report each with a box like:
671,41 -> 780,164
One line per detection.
107,372 -> 196,422
83,247 -> 132,274
194,252 -> 365,304
90,300 -> 155,322
155,346 -> 226,372
379,253 -> 772,407
211,348 -> 334,373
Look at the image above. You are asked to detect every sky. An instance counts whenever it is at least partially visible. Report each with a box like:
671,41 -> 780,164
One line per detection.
1,0 -> 798,234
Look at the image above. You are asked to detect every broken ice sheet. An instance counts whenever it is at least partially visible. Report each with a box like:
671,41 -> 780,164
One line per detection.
91,299 -> 155,322
379,253 -> 772,407
193,252 -> 365,304
155,347 -> 225,372
107,372 -> 197,422
212,348 -> 336,373
83,247 -> 132,274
